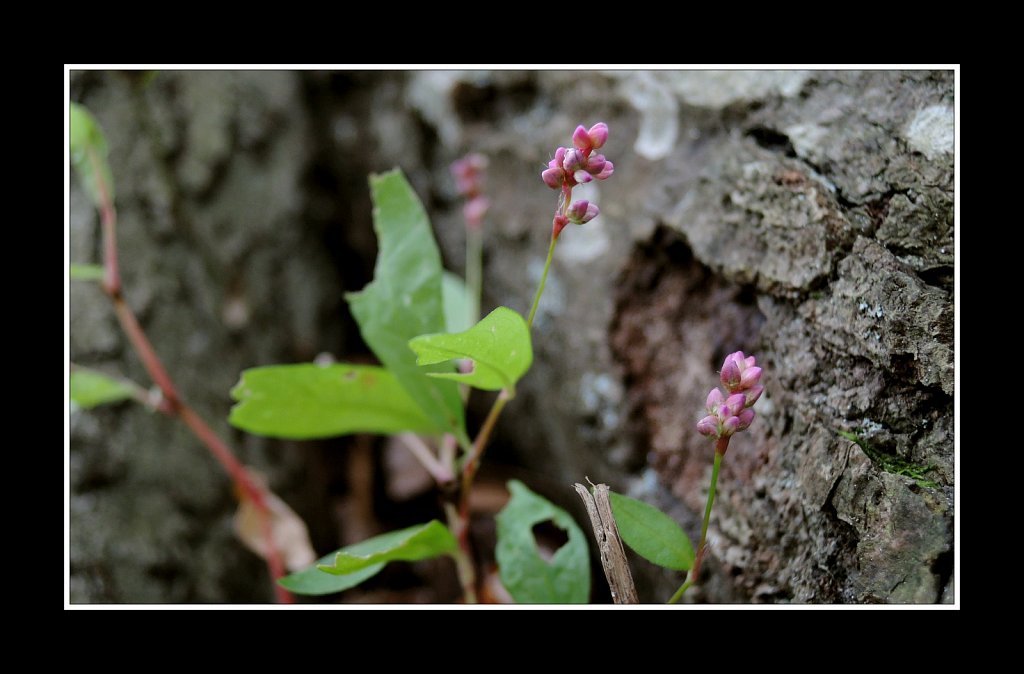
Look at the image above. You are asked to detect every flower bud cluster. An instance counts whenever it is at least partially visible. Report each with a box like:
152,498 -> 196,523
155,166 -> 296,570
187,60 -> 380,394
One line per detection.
540,123 -> 614,238
697,351 -> 764,447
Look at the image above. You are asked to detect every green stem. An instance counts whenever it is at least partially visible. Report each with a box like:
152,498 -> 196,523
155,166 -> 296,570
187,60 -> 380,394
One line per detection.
453,206 -> 563,602
466,227 -> 483,326
527,235 -> 557,328
668,440 -> 727,604
444,503 -> 478,604
460,389 -> 511,509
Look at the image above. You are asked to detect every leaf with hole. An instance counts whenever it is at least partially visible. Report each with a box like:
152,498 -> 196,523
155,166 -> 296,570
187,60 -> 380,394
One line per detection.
345,169 -> 465,438
408,307 -> 532,392
229,364 -> 440,439
70,263 -> 105,281
317,520 -> 457,575
609,491 -> 694,571
70,103 -> 115,208
495,480 -> 590,603
70,369 -> 135,410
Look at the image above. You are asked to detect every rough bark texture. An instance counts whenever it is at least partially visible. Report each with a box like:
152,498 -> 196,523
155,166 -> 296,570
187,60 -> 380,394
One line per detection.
70,71 -> 954,603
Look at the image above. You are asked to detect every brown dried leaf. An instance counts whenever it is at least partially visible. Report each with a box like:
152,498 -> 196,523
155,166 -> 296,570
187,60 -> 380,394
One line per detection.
234,480 -> 316,573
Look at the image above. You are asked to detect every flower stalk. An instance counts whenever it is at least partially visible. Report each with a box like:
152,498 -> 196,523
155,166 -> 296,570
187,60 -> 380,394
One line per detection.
669,352 -> 764,604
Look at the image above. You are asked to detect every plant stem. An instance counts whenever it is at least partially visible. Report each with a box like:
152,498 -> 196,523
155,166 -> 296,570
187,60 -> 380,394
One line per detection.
466,226 -> 483,326
453,209 -> 562,602
668,439 -> 728,604
87,147 -> 292,604
450,388 -> 510,603
398,433 -> 454,484
460,389 -> 511,513
527,235 -> 557,328
444,503 -> 478,604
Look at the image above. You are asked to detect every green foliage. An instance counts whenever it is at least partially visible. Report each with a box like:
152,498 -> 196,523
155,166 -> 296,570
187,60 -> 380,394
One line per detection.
70,263 -> 104,281
279,521 -> 457,596
70,369 -> 135,409
278,557 -> 384,596
318,520 -> 457,575
838,430 -> 938,488
495,480 -> 590,604
69,103 -> 114,207
229,364 -> 439,439
442,271 -> 473,334
345,169 -> 465,440
409,307 -> 533,392
609,491 -> 694,571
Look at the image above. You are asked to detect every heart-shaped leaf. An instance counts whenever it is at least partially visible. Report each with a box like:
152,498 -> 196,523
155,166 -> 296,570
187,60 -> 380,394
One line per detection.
408,307 -> 532,392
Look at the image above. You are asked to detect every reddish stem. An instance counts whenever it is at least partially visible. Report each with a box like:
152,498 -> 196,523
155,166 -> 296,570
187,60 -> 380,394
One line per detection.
89,148 -> 292,604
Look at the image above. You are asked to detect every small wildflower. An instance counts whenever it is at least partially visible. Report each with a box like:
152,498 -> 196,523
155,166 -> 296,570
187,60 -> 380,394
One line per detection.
566,200 -> 599,225
697,351 -> 764,450
539,123 -> 614,238
451,153 -> 490,230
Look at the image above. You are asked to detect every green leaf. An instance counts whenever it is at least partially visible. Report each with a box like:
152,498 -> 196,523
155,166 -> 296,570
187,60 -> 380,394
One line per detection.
279,521 -> 456,596
442,271 -> 473,334
70,263 -> 105,281
278,554 -> 384,596
69,102 -> 114,207
70,369 -> 135,409
345,169 -> 465,438
495,480 -> 590,603
229,364 -> 439,439
408,307 -> 533,392
608,491 -> 694,571
318,520 -> 457,575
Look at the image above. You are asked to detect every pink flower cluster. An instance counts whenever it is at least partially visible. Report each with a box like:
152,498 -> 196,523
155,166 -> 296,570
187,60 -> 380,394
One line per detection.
451,153 -> 490,231
540,123 -> 614,238
697,352 -> 764,448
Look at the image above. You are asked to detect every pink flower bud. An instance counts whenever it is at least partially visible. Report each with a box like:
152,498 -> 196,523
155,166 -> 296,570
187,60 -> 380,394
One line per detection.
566,200 -> 599,225
593,160 -> 614,180
725,393 -> 747,416
553,147 -> 567,167
722,416 -> 741,436
736,409 -> 755,430
587,123 -> 609,149
697,415 -> 718,437
572,125 -> 593,153
744,385 -> 764,408
562,148 -> 585,172
706,388 -> 724,411
451,153 -> 489,196
740,366 -> 762,389
573,170 -> 594,184
586,154 -> 607,174
463,196 -> 490,230
542,167 -> 564,189
721,359 -> 742,390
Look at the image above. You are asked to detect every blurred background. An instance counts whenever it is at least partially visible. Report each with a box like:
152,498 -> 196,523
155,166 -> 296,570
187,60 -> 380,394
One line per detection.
68,70 -> 954,603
